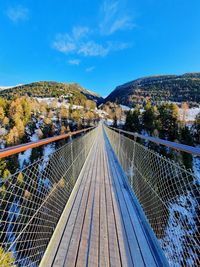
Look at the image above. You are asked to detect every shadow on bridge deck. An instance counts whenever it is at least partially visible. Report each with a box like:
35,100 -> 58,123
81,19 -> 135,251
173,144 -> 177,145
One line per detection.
40,125 -> 168,267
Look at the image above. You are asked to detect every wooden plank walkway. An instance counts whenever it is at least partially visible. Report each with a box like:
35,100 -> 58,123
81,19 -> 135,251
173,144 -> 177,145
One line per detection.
40,125 -> 168,267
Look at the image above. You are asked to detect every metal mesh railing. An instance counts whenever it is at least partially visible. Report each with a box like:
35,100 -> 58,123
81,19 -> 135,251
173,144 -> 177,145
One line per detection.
0,128 -> 97,266
104,126 -> 200,267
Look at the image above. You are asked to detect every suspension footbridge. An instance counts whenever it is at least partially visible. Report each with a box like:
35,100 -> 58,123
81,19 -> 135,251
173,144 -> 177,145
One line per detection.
0,124 -> 199,266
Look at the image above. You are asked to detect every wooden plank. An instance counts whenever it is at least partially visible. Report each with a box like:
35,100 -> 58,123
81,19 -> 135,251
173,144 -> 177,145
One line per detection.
75,142 -> 100,267
105,138 -> 146,266
40,134 -> 97,267
110,156 -> 159,265
87,144 -> 102,267
53,141 -> 98,266
63,140 -> 100,267
99,143 -> 110,267
103,138 -> 133,267
102,135 -> 122,267
104,130 -> 158,266
48,124 -> 165,267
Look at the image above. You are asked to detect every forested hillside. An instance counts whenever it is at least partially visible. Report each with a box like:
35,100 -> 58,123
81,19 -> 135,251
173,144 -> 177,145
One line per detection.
105,73 -> 200,106
0,81 -> 103,105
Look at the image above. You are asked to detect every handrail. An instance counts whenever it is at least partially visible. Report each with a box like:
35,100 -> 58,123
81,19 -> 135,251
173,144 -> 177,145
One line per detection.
0,127 -> 95,159
107,126 -> 200,157
105,125 -> 200,266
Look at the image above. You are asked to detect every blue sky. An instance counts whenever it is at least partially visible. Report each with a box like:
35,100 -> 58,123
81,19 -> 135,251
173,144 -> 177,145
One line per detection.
0,0 -> 200,97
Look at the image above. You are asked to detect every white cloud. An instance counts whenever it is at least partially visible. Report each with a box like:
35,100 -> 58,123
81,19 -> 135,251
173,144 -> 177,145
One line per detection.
52,22 -> 131,57
72,26 -> 89,40
68,59 -> 80,65
109,17 -> 134,34
78,41 -> 130,57
52,26 -> 90,54
108,41 -> 131,51
6,5 -> 29,23
53,32 -> 130,57
99,0 -> 134,35
86,66 -> 95,72
79,41 -> 109,57
52,33 -> 76,53
53,28 -> 109,57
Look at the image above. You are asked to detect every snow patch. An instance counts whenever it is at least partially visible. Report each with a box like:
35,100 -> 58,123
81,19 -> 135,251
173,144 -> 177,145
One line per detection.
160,152 -> 200,266
18,131 -> 39,169
179,108 -> 200,122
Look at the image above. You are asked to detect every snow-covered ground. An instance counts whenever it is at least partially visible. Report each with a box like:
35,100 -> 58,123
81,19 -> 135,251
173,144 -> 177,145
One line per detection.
120,104 -> 131,111
18,118 -> 46,169
18,131 -> 39,169
160,149 -> 200,266
72,104 -> 84,110
179,108 -> 200,122
36,97 -> 58,105
0,84 -> 23,90
160,193 -> 198,266
119,105 -> 200,122
105,119 -> 114,126
39,143 -> 56,172
95,109 -> 109,118
35,97 -> 84,110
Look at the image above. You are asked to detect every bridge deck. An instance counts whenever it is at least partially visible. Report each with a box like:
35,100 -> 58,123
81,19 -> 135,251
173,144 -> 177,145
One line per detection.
41,126 -> 166,267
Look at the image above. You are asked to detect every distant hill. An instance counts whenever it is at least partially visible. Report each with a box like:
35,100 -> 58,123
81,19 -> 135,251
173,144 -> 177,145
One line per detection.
0,81 -> 103,105
0,84 -> 24,91
105,73 -> 200,106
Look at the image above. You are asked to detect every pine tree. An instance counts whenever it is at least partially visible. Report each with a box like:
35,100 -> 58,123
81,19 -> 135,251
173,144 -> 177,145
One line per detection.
0,107 -> 5,122
142,102 -> 156,134
37,128 -> 43,139
0,246 -> 14,266
6,127 -> 20,145
124,110 -> 133,131
60,105 -> 69,120
179,126 -> 193,169
3,117 -> 9,126
113,116 -> 118,128
158,103 -> 179,141
131,107 -> 141,133
3,169 -> 11,179
71,110 -> 81,123
15,119 -> 25,139
17,172 -> 24,184
0,159 -> 6,177
61,125 -> 67,134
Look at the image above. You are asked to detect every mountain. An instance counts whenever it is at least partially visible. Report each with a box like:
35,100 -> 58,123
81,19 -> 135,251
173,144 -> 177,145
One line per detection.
0,84 -> 24,91
105,73 -> 200,106
0,81 -> 103,105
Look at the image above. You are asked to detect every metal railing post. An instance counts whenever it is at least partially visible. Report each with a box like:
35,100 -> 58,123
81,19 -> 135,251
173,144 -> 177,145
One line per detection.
70,135 -> 75,182
118,129 -> 121,158
84,133 -> 87,160
130,136 -> 137,186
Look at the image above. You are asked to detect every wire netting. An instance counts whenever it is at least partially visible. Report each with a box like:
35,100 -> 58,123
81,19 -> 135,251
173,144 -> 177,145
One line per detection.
0,128 -> 97,267
104,126 -> 200,267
